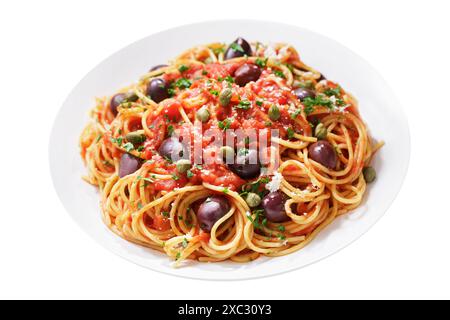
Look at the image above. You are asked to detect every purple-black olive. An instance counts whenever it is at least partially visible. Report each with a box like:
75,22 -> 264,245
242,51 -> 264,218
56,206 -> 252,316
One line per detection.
308,140 -> 337,169
224,37 -> 252,60
158,137 -> 186,162
197,196 -> 231,232
149,64 -> 168,72
234,64 -> 261,87
228,149 -> 261,180
318,73 -> 327,82
119,153 -> 141,178
146,78 -> 169,103
294,87 -> 316,101
262,191 -> 290,223
110,93 -> 138,116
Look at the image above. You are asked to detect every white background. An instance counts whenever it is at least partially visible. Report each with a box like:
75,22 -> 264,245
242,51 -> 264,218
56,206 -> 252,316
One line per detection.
0,0 -> 449,299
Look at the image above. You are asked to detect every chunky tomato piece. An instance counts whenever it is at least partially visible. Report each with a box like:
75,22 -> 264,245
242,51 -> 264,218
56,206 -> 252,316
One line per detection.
161,100 -> 182,122
152,214 -> 171,231
201,164 -> 244,190
204,63 -> 230,79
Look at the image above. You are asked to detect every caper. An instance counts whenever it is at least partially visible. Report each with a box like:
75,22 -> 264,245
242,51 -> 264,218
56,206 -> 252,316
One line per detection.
363,166 -> 376,183
219,88 -> 233,106
196,106 -> 210,123
245,192 -> 262,208
176,159 -> 192,173
220,146 -> 235,163
268,104 -> 280,121
125,130 -> 146,145
314,123 -> 327,140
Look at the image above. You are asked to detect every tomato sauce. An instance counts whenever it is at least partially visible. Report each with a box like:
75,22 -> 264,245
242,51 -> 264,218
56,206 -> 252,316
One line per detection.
135,61 -> 342,192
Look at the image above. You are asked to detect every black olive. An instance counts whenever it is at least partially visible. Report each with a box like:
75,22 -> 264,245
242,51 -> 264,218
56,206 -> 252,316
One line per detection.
197,196 -> 231,232
146,78 -> 169,103
234,64 -> 261,87
110,92 -> 138,116
318,73 -> 327,82
119,153 -> 142,178
262,191 -> 289,222
158,137 -> 186,162
224,37 -> 252,60
149,64 -> 168,72
228,149 -> 261,180
308,140 -> 337,169
294,87 -> 316,101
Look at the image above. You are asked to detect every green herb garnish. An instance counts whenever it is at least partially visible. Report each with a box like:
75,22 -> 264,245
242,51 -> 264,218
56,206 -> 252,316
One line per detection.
178,64 -> 189,72
174,78 -> 192,89
287,127 -> 295,139
237,100 -> 252,110
218,118 -> 233,131
230,43 -> 244,53
273,70 -> 285,78
167,125 -> 174,136
323,86 -> 341,97
255,58 -> 268,68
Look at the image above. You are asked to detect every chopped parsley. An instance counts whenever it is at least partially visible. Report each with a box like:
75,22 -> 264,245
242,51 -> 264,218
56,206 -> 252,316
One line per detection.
178,64 -> 189,72
277,225 -> 286,232
287,127 -> 295,139
277,234 -> 286,241
172,174 -> 180,181
255,58 -> 268,68
95,134 -> 103,143
209,89 -> 219,96
167,87 -> 176,97
303,104 -> 315,115
174,78 -> 192,89
323,86 -> 341,97
291,108 -> 302,119
256,100 -> 263,106
247,209 -> 266,231
162,211 -> 170,217
238,148 -> 249,156
273,70 -> 285,78
182,238 -> 189,248
218,75 -> 234,84
167,125 -> 175,136
303,94 -> 334,111
136,175 -> 154,186
110,136 -> 123,147
186,170 -> 194,178
241,177 -> 270,198
218,118 -> 233,131
202,70 -> 208,76
230,43 -> 244,53
236,99 -> 252,110
137,145 -> 144,152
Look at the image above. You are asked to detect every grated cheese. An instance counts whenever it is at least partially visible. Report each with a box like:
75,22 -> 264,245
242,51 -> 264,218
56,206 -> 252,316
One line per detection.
265,172 -> 283,193
264,46 -> 277,59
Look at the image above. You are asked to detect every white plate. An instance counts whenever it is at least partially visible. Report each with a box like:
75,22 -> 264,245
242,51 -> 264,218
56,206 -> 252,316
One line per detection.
49,20 -> 410,280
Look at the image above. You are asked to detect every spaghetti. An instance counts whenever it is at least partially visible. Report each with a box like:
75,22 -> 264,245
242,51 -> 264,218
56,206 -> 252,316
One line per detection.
79,38 -> 381,265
